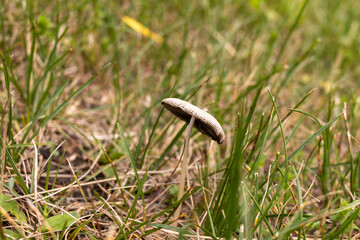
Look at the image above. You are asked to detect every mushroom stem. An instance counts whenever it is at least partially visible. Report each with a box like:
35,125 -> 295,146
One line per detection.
174,115 -> 195,222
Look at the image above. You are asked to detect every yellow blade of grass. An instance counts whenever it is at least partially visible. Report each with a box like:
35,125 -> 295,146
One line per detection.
121,15 -> 163,43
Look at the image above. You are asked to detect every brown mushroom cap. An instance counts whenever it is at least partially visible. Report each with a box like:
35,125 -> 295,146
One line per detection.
161,98 -> 225,144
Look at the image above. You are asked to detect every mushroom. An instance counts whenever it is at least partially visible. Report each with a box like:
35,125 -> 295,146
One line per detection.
161,98 -> 225,222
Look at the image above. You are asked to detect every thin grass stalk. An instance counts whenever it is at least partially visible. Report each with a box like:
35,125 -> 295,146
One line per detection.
269,89 -> 315,137
287,114 -> 342,162
131,187 -> 201,238
31,27 -> 69,115
1,51 -> 10,195
26,23 -> 36,122
325,204 -> 360,239
18,62 -> 111,155
268,89 -> 289,197
343,104 -> 354,194
117,122 -> 140,182
31,140 -> 38,199
134,107 -> 151,168
249,109 -> 274,176
127,169 -> 148,225
33,47 -> 71,115
152,124 -> 186,170
93,191 -> 127,239
321,96 -> 334,195
211,86 -> 262,237
0,136 -> 29,194
92,133 -> 129,211
6,59 -> 25,102
51,150 -> 65,191
252,148 -> 280,233
197,163 -> 216,236
292,166 -> 304,240
0,102 -> 7,195
245,113 -> 265,167
0,0 -> 5,50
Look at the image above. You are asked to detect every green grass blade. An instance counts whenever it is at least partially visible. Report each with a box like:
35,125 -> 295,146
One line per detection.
324,205 -> 360,239
20,79 -> 68,145
26,62 -> 111,143
116,122 -> 140,183
26,23 -> 37,117
0,137 -> 28,194
32,49 -> 71,115
126,168 -> 147,224
134,107 -> 151,168
288,113 -> 342,161
151,124 -> 186,170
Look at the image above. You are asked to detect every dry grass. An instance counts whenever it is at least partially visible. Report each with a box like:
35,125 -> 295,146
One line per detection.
1,0 -> 360,239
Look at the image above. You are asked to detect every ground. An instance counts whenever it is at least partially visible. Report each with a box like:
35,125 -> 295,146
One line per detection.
1,0 -> 360,239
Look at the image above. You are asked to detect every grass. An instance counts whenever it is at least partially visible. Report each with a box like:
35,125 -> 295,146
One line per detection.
1,0 -> 360,239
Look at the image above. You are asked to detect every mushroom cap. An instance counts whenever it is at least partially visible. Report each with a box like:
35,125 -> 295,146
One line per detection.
161,98 -> 225,144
